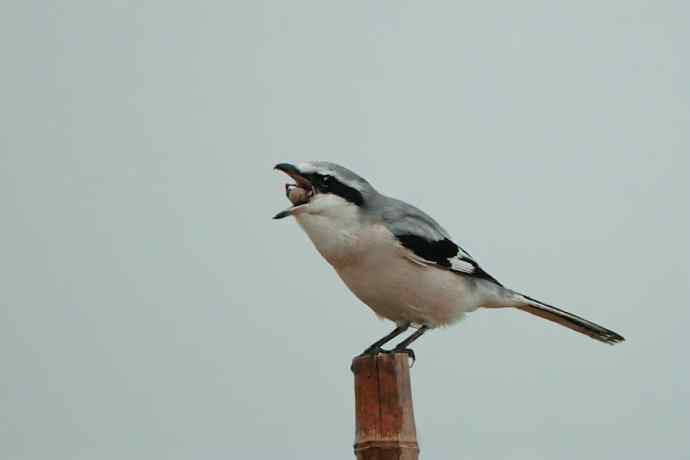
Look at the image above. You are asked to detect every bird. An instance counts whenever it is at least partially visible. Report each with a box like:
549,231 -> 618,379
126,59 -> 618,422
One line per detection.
273,161 -> 624,358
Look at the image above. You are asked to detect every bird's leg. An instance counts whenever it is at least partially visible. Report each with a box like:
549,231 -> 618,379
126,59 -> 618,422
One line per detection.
391,325 -> 429,363
360,324 -> 410,356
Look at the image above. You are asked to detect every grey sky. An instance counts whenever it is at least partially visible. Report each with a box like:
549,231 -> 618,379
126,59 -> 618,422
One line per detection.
1,1 -> 688,459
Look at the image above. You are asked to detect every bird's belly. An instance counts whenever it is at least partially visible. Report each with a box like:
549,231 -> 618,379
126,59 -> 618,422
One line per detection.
335,238 -> 483,327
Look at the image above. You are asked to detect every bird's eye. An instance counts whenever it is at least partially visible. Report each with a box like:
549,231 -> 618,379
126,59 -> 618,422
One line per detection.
321,175 -> 333,187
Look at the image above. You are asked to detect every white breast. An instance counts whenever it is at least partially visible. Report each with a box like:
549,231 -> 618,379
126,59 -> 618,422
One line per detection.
333,224 -> 485,327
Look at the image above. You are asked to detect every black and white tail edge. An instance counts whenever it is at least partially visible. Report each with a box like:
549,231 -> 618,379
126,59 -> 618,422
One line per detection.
516,294 -> 625,345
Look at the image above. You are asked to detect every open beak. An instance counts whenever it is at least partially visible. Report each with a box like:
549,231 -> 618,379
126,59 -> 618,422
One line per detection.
273,163 -> 315,219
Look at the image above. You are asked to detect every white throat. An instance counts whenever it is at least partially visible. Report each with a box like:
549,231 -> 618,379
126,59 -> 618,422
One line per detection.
293,194 -> 364,267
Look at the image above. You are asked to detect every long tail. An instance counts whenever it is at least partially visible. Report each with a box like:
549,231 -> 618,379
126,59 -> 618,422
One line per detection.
515,294 -> 625,345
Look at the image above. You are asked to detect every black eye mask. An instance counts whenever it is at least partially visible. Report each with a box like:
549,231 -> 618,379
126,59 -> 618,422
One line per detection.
304,173 -> 365,206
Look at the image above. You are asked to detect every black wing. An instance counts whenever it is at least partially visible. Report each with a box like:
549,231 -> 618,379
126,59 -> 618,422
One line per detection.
395,233 -> 503,286
379,197 -> 502,286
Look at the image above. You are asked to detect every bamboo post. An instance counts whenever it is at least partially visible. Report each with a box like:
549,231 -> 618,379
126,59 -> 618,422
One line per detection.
351,352 -> 419,460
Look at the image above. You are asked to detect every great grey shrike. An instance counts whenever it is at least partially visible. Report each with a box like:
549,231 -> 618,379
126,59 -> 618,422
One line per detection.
273,162 -> 624,358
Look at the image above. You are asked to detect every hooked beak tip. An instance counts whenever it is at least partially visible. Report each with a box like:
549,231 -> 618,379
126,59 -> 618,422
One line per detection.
274,163 -> 297,174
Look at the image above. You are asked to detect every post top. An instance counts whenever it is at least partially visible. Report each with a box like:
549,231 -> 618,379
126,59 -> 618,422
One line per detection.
351,352 -> 418,459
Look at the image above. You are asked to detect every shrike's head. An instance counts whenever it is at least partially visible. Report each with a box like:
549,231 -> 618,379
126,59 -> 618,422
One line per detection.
273,162 -> 375,219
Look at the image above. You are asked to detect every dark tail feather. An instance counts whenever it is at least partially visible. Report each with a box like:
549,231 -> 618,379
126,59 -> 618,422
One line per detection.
517,294 -> 625,345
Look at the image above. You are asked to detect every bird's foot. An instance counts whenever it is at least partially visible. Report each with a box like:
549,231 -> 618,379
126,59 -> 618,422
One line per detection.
356,347 -> 416,367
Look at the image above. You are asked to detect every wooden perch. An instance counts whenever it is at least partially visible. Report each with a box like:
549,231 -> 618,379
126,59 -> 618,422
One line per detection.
351,353 -> 419,460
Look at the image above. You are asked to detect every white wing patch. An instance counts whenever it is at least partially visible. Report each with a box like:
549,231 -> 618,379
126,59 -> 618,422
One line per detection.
449,257 -> 476,274
399,242 -> 476,274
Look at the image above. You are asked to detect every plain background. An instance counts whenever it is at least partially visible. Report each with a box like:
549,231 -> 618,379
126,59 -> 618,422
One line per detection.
1,1 -> 688,459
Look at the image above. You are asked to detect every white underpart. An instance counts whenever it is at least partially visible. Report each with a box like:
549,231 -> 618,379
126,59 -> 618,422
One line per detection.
294,194 -> 514,327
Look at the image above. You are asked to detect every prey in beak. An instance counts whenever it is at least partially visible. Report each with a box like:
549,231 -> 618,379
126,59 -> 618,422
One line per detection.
273,163 -> 315,219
